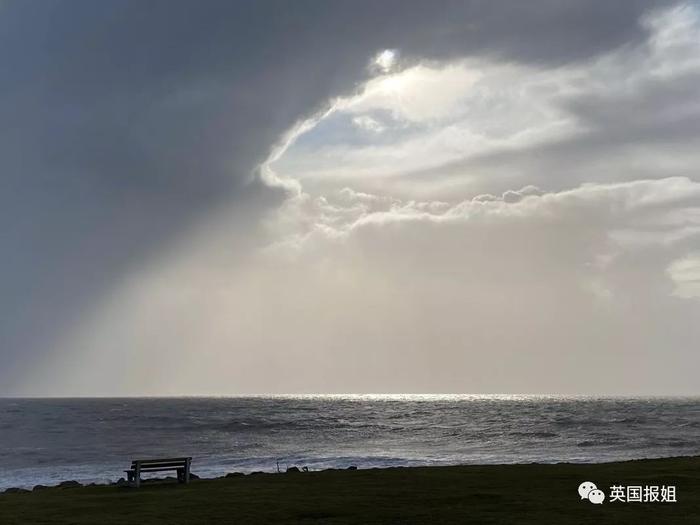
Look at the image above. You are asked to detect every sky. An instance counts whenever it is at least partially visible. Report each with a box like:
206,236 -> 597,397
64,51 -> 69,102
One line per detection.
1,0 -> 699,396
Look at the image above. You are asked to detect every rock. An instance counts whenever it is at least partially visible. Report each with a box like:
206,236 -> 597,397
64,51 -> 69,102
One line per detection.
58,480 -> 82,489
249,471 -> 265,476
225,472 -> 245,478
302,466 -> 309,472
189,473 -> 200,480
32,485 -> 50,492
286,466 -> 300,473
115,478 -> 129,487
346,466 -> 358,470
143,477 -> 161,483
4,487 -> 30,494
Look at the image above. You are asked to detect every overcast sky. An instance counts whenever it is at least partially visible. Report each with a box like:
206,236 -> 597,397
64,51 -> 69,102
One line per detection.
2,0 -> 699,396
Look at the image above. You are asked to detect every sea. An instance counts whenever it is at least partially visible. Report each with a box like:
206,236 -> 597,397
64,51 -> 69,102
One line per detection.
1,395 -> 699,490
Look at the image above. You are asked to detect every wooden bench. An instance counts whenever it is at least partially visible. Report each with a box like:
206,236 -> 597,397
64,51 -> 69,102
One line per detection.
125,457 -> 192,488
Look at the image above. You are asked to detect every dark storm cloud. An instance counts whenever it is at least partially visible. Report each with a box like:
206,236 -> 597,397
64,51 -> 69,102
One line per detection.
0,0 -> 671,392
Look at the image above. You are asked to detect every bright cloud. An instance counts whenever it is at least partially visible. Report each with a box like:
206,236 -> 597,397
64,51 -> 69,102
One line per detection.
352,115 -> 385,133
668,253 -> 700,298
271,4 -> 700,200
373,49 -> 398,73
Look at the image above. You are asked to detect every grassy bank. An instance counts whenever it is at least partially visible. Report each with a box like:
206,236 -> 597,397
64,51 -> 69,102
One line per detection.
1,456 -> 698,524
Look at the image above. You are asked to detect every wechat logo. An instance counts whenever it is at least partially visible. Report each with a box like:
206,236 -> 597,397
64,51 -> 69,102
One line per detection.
578,481 -> 605,504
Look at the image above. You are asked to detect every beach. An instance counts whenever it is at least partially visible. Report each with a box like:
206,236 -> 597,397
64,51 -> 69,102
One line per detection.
1,456 -> 698,524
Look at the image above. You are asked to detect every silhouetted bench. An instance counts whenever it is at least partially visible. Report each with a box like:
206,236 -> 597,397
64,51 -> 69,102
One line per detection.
125,457 -> 192,488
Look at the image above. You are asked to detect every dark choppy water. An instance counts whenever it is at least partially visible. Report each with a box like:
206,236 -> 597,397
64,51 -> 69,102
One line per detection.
1,395 -> 698,489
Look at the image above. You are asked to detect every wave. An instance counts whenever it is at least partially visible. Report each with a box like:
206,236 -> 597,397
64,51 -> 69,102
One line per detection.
508,431 -> 558,438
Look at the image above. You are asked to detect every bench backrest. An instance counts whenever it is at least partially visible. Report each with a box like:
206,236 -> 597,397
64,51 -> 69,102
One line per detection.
131,457 -> 191,468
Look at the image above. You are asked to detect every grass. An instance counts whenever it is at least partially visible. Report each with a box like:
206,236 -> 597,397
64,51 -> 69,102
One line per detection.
1,456 -> 698,524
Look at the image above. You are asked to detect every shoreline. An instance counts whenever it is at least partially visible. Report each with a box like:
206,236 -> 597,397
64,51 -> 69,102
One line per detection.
3,453 -> 698,493
2,456 -> 699,524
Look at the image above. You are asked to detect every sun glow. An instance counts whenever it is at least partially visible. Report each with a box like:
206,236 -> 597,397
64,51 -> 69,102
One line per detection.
373,49 -> 397,72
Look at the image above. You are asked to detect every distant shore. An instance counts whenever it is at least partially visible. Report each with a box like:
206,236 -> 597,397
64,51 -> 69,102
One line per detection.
1,456 -> 699,524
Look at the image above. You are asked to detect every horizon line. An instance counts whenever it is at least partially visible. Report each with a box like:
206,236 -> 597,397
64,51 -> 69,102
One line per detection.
2,393 -> 699,400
